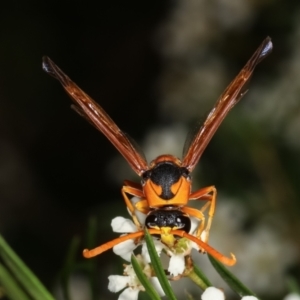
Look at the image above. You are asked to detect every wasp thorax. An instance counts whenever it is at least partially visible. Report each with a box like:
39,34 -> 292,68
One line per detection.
142,161 -> 190,200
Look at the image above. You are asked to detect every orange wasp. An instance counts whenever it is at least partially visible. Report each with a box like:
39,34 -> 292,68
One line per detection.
42,37 -> 272,266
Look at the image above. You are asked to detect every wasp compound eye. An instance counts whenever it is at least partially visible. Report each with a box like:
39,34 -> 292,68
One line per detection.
141,170 -> 151,185
181,167 -> 190,179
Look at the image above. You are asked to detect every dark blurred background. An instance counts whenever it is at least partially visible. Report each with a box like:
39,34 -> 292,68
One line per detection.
0,1 -> 300,299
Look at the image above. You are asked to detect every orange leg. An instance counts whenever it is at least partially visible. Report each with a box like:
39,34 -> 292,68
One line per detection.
83,228 -> 236,266
188,185 -> 217,243
121,180 -> 150,229
181,206 -> 205,239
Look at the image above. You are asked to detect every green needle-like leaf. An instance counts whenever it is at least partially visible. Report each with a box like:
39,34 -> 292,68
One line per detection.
131,254 -> 161,300
85,216 -> 98,300
0,235 -> 55,300
0,262 -> 31,300
59,236 -> 81,300
144,229 -> 177,300
191,264 -> 212,289
208,255 -> 257,298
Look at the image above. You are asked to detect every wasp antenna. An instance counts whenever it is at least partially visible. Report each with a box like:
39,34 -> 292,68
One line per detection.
83,231 -> 145,258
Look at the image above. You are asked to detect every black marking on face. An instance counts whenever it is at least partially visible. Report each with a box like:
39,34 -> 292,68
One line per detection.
146,209 -> 191,233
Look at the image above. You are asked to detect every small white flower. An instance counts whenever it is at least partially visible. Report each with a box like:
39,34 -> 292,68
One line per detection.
168,253 -> 185,276
108,264 -> 145,300
108,255 -> 165,300
283,293 -> 300,300
201,287 -> 225,300
141,239 -> 165,263
149,277 -> 165,297
113,239 -> 137,262
111,217 -> 140,261
108,275 -> 140,300
141,235 -> 193,277
189,216 -> 201,236
111,217 -> 138,233
117,288 -> 139,300
241,296 -> 259,300
166,238 -> 194,276
108,275 -> 131,293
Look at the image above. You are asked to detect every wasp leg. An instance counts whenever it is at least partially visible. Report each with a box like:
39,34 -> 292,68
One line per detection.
188,186 -> 217,243
83,228 -> 163,258
83,230 -> 146,258
122,180 -> 150,230
181,206 -> 205,239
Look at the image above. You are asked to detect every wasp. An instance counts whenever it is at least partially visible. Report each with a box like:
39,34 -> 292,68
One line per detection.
42,37 -> 272,266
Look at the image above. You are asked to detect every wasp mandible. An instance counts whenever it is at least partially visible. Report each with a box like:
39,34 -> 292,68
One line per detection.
42,37 -> 272,266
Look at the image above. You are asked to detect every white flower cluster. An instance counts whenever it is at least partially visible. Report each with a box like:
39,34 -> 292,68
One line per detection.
107,216 -> 198,299
108,254 -> 164,300
284,294 -> 300,300
112,216 -> 196,272
201,288 -> 300,300
202,287 -> 257,300
105,210 -> 298,300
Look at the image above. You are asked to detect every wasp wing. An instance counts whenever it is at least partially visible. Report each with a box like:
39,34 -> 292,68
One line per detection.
182,37 -> 273,171
42,56 -> 149,176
